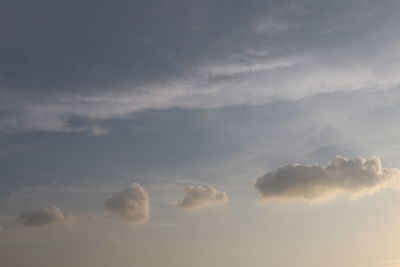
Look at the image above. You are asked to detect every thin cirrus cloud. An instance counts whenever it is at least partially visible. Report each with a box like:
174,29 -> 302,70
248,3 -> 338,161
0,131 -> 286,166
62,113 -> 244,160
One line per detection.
254,156 -> 400,203
104,183 -> 150,224
178,185 -> 229,211
16,206 -> 86,227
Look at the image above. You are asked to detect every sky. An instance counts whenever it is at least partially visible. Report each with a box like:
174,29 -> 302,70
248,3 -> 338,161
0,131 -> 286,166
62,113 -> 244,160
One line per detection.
2,0 -> 400,266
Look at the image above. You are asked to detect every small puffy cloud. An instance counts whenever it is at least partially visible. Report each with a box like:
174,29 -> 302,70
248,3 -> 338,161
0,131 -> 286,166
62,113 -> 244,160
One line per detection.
254,156 -> 400,203
178,185 -> 229,211
104,183 -> 150,224
16,206 -> 85,227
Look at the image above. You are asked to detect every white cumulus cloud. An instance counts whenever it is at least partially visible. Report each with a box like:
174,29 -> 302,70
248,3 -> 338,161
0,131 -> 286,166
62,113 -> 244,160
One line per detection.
178,185 -> 229,211
254,156 -> 400,203
104,183 -> 150,224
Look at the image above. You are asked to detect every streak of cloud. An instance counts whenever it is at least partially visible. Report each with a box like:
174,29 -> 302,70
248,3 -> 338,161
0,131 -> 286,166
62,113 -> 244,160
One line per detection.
2,1 -> 400,134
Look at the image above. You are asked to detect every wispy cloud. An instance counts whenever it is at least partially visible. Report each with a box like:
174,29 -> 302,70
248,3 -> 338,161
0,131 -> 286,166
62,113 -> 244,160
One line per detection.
2,1 -> 400,134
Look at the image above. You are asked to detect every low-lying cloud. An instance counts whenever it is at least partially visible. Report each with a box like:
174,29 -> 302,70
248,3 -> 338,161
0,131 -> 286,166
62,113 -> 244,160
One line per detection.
254,156 -> 400,203
16,206 -> 85,227
104,183 -> 150,224
178,185 -> 229,211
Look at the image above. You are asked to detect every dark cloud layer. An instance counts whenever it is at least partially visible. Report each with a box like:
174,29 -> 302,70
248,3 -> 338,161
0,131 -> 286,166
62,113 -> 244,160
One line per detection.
2,0 -> 400,133
255,156 -> 400,202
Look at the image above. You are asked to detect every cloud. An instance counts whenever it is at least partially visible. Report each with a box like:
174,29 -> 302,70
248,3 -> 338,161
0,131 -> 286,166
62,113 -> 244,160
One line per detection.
178,185 -> 229,211
198,56 -> 301,77
254,156 -> 400,203
104,183 -> 150,224
16,206 -> 86,227
2,1 -> 400,134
